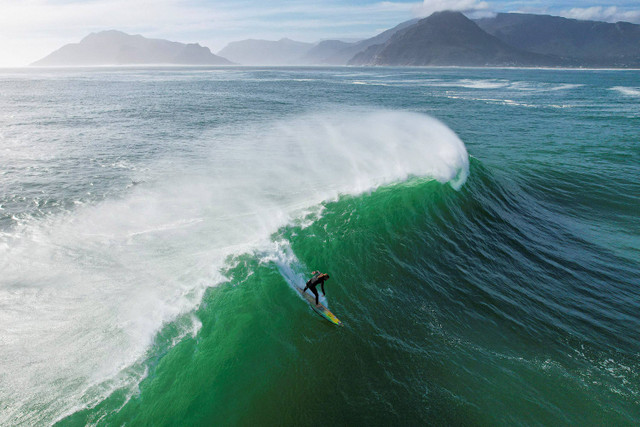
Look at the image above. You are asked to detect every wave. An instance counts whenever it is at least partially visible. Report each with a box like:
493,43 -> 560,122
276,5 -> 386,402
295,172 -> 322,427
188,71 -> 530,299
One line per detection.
424,79 -> 582,92
448,78 -> 510,89
352,80 -> 389,86
78,157 -> 640,425
0,109 -> 469,425
611,86 -> 640,97
442,95 -> 574,109
47,150 -> 640,425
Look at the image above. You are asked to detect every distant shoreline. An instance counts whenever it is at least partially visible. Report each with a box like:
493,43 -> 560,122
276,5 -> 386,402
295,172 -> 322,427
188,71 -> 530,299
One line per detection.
4,65 -> 640,71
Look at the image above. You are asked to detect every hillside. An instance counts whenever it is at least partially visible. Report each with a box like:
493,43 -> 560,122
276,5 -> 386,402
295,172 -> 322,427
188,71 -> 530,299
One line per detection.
32,30 -> 232,66
349,11 -> 563,67
476,13 -> 640,67
216,38 -> 313,65
303,19 -> 419,65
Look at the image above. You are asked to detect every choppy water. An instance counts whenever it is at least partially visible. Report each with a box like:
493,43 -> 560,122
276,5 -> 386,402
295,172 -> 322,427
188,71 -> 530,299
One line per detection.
0,66 -> 638,426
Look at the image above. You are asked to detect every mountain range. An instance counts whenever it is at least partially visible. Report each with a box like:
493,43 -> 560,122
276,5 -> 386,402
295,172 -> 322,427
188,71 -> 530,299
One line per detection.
348,11 -> 562,66
302,19 -> 420,65
475,12 -> 640,67
31,12 -> 640,68
217,38 -> 313,65
32,30 -> 231,66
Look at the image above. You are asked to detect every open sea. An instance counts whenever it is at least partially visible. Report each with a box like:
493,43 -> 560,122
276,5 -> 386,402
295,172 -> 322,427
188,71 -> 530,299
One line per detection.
0,66 -> 638,426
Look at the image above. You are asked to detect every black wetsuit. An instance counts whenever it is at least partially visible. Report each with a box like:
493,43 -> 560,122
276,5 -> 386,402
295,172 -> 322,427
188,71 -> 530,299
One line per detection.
303,273 -> 329,305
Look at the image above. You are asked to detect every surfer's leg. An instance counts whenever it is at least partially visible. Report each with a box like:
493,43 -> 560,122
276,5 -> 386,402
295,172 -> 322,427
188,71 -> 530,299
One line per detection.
310,287 -> 319,305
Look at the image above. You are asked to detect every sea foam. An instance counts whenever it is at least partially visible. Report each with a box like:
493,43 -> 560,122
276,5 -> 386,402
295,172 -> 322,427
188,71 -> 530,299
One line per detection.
611,86 -> 640,97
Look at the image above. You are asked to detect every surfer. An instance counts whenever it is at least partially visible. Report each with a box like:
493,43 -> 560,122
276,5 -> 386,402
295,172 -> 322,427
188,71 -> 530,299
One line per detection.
303,271 -> 330,306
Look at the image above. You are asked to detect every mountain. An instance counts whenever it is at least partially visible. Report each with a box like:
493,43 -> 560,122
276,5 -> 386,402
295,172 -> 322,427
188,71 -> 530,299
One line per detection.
218,19 -> 419,65
475,13 -> 640,67
32,13 -> 640,68
349,11 -> 563,66
32,30 -> 232,66
302,19 -> 419,65
217,38 -> 314,65
301,40 -> 353,65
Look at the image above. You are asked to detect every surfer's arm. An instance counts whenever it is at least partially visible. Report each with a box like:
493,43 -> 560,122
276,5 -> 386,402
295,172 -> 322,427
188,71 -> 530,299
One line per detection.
321,282 -> 325,296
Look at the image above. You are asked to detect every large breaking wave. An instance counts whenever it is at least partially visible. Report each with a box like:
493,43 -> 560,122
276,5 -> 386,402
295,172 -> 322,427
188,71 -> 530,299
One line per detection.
0,110 -> 469,424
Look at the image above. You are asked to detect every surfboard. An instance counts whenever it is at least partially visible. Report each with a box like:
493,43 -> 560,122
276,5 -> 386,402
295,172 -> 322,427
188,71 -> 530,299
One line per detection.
297,287 -> 343,326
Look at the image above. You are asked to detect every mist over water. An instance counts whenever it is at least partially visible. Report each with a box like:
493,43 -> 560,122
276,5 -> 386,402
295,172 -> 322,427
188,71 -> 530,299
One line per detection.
0,67 -> 638,425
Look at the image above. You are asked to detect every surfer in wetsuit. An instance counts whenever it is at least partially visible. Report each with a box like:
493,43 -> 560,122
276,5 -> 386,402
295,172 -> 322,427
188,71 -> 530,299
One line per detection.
303,271 -> 330,306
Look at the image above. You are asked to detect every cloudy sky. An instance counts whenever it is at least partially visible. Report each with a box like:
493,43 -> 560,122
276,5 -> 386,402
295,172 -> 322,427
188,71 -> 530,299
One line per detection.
1,0 -> 639,66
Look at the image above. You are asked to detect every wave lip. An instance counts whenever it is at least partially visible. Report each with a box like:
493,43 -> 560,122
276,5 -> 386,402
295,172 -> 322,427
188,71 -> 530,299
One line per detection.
273,110 -> 470,193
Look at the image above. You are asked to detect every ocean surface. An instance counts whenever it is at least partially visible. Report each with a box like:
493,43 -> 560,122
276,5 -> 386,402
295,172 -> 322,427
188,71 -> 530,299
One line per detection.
0,66 -> 638,426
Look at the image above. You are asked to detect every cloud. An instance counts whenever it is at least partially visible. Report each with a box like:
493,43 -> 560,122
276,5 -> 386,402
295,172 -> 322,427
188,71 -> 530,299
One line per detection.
0,1 -> 418,35
413,0 -> 492,17
0,0 -> 223,34
560,6 -> 640,23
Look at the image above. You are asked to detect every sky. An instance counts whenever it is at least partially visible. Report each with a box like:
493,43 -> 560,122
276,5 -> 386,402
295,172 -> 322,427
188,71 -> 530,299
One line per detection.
1,0 -> 640,66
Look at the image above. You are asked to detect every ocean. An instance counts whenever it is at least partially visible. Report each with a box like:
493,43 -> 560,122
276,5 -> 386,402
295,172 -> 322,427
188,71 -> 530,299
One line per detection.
0,66 -> 638,426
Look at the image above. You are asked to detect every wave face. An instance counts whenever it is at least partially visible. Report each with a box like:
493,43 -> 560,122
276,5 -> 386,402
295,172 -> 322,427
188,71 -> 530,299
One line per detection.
1,67 -> 638,426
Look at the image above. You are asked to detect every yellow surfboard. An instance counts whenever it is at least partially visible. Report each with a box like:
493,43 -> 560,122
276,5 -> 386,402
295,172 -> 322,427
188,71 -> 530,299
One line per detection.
298,288 -> 343,326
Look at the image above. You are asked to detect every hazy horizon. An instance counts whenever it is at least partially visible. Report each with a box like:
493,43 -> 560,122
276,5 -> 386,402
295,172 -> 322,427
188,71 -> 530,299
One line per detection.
2,0 -> 640,67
